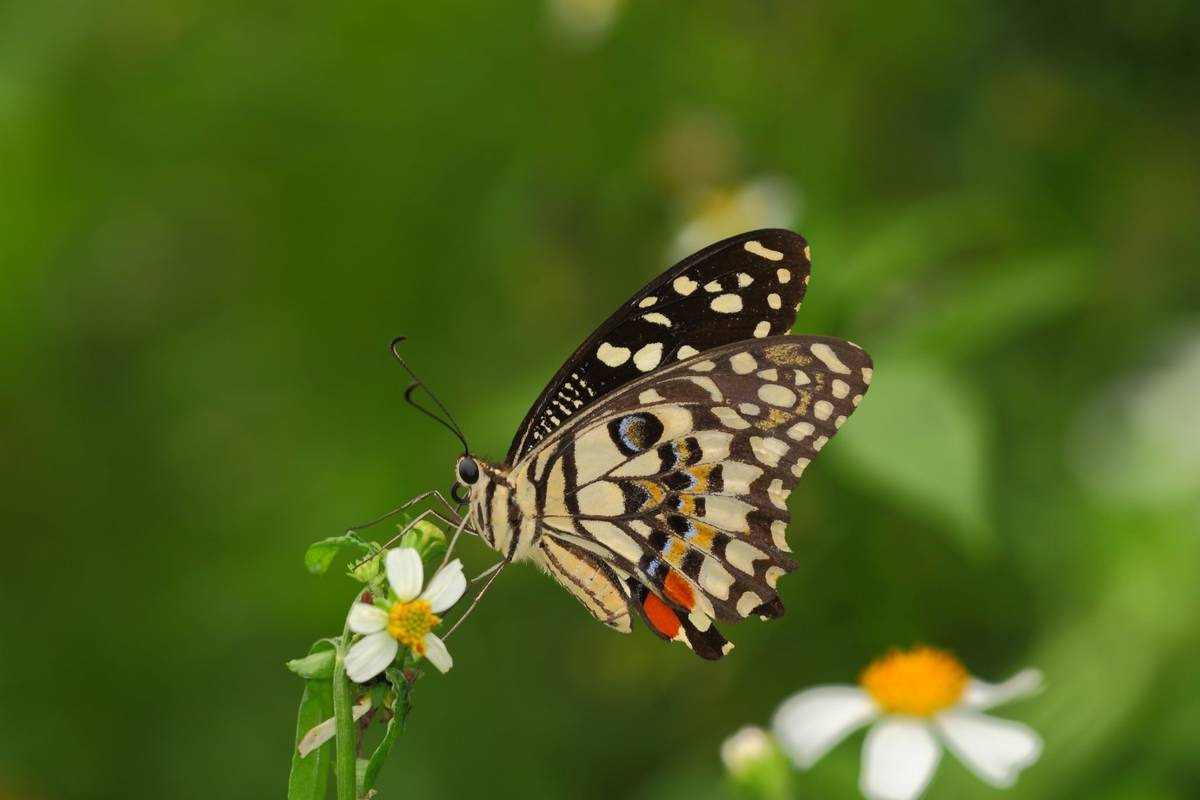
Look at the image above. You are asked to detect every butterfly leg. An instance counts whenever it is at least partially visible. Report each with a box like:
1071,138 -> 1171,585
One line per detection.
349,501 -> 477,572
470,560 -> 505,583
442,561 -> 507,640
345,489 -> 468,535
373,506 -> 471,550
438,505 -> 476,568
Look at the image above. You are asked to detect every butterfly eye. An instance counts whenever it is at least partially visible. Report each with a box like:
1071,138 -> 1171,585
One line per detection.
456,457 -> 480,485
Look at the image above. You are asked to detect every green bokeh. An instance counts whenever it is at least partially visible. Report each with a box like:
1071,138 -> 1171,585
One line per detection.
2,1 -> 1198,798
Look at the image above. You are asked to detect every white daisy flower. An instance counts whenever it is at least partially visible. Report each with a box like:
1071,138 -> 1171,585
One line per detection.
344,548 -> 467,683
772,646 -> 1043,800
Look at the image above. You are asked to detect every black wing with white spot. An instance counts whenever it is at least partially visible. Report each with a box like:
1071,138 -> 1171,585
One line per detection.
515,335 -> 873,658
505,230 -> 812,464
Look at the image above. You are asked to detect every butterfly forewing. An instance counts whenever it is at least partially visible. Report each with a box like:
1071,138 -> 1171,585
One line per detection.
519,335 -> 872,658
506,230 -> 812,464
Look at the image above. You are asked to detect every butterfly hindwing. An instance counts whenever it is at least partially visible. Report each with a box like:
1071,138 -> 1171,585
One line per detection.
628,578 -> 732,659
534,536 -> 633,633
506,230 -> 812,464
513,335 -> 872,658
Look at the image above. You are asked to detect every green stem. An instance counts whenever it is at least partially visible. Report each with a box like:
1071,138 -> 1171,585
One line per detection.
332,599 -> 357,800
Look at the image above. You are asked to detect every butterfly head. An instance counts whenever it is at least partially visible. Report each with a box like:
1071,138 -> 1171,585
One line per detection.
455,455 -> 480,488
452,453 -> 501,506
452,455 -> 518,555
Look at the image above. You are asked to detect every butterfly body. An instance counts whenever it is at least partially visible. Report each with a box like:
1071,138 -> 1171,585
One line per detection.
455,231 -> 872,659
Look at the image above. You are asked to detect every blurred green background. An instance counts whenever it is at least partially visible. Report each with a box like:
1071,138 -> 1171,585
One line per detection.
3,1 -> 1199,798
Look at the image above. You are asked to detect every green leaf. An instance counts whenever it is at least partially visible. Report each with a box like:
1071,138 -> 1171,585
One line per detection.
360,667 -> 414,796
304,533 -> 373,575
835,356 -> 991,553
287,642 -> 335,800
286,648 -> 336,680
359,703 -> 403,796
888,250 -> 1088,361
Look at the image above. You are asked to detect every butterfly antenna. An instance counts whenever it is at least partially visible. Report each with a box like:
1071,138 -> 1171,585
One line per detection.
390,336 -> 470,454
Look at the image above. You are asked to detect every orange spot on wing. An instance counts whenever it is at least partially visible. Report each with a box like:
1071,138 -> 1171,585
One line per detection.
632,480 -> 666,512
687,521 -> 716,550
644,592 -> 682,638
664,540 -> 688,567
664,570 -> 695,609
687,465 -> 714,492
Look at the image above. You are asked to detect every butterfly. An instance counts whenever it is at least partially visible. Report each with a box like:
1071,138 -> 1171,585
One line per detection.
440,230 -> 872,659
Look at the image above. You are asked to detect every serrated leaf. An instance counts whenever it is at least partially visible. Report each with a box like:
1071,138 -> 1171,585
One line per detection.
835,357 -> 990,553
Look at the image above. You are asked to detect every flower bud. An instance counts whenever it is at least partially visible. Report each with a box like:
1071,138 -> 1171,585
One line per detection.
397,520 -> 447,569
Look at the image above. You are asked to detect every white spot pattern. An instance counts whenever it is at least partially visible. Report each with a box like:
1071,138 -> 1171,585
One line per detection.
786,421 -> 815,441
597,342 -> 630,367
710,294 -> 743,313
771,520 -> 790,551
737,591 -> 763,617
712,406 -> 751,430
673,276 -> 698,295
744,240 -> 784,261
642,312 -> 672,327
758,384 -> 797,407
687,375 -> 723,401
729,352 -> 757,374
811,343 -> 851,374
633,342 -> 663,372
768,478 -> 788,509
750,436 -> 789,467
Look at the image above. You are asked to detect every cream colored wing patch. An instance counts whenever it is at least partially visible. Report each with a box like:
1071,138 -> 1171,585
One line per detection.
535,536 -> 633,633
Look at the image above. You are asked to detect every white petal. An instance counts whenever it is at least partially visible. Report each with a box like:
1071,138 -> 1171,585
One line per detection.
346,603 -> 387,634
961,668 -> 1044,711
421,632 -> 454,673
860,718 -> 942,800
297,699 -> 371,758
420,559 -> 467,613
772,686 -> 878,768
344,631 -> 398,683
936,711 -> 1042,788
386,548 -> 424,601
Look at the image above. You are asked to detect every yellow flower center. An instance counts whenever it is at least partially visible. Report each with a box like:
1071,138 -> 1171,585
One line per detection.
860,646 -> 968,716
386,599 -> 440,654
